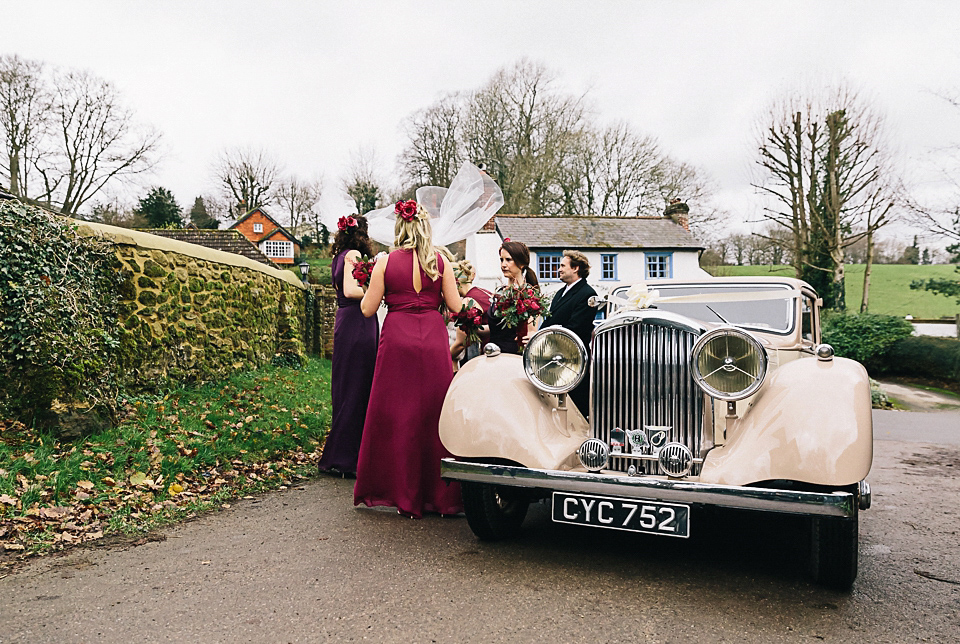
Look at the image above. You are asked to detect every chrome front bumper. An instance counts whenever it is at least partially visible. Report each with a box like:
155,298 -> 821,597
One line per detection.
441,459 -> 858,518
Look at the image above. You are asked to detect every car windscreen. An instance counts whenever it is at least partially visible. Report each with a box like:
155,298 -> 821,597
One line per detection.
616,284 -> 796,334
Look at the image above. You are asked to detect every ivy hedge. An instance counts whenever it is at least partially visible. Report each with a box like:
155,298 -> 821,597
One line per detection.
0,200 -> 123,429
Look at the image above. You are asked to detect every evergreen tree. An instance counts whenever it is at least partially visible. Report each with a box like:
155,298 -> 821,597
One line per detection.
899,236 -> 920,265
135,187 -> 181,228
188,196 -> 219,229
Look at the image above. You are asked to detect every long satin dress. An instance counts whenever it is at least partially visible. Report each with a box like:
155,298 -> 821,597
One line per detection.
353,249 -> 462,518
318,250 -> 379,476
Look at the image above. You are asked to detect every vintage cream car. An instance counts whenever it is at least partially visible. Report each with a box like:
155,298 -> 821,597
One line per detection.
439,277 -> 873,589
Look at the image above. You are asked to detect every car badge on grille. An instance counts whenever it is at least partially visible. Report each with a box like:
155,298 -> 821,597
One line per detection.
626,429 -> 649,454
644,425 -> 671,451
610,427 -> 626,454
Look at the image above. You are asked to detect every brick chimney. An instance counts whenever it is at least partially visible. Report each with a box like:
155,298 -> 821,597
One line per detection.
664,198 -> 690,231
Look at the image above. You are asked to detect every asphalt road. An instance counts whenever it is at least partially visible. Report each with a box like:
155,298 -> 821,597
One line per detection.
2,412 -> 959,644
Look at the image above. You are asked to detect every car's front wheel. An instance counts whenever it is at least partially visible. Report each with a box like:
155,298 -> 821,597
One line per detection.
461,482 -> 529,541
809,509 -> 859,590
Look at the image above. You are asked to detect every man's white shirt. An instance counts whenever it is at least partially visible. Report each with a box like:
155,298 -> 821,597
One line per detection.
560,278 -> 582,298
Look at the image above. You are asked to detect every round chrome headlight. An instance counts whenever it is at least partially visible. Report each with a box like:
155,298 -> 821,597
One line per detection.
523,326 -> 587,394
691,327 -> 767,401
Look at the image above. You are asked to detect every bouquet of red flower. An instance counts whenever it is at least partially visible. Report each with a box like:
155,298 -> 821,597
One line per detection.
350,255 -> 375,289
452,301 -> 486,345
491,283 -> 548,345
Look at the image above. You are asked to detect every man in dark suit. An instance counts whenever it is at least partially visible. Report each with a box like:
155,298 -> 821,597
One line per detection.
542,250 -> 597,417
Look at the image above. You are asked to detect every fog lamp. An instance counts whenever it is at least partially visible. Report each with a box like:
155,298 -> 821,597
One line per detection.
578,438 -> 609,472
658,442 -> 694,477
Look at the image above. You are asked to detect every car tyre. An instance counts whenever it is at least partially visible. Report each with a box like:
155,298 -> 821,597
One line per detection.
809,509 -> 858,590
461,482 -> 529,541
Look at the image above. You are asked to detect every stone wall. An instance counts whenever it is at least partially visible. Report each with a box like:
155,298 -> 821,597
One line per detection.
75,221 -> 307,392
308,286 -> 337,359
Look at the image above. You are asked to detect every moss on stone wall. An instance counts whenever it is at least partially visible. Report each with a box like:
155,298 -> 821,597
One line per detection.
113,244 -> 306,393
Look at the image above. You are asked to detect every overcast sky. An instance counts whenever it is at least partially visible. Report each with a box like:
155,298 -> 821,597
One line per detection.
7,1 -> 960,240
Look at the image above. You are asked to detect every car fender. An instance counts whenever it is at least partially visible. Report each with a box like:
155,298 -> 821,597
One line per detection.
439,353 -> 589,470
698,356 -> 873,487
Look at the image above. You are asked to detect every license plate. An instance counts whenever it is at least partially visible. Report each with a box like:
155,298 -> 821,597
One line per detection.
552,492 -> 690,538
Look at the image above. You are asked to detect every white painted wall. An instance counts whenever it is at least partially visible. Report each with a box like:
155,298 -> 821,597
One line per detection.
464,231 -> 710,295
529,249 -> 709,295
468,230 -> 507,292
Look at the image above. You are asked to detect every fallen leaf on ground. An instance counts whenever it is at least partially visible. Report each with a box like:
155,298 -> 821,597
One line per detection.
129,472 -> 147,486
76,481 -> 94,490
36,507 -> 71,520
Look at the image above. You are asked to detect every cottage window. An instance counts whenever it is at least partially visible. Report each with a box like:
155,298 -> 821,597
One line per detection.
537,252 -> 562,281
600,254 -> 618,280
645,253 -> 672,279
253,223 -> 263,233
263,240 -> 294,258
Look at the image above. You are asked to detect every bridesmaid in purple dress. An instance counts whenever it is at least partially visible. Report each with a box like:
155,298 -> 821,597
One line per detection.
318,215 -> 379,477
354,200 -> 463,518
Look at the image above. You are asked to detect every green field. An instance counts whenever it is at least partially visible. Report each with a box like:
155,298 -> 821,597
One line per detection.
704,264 -> 960,318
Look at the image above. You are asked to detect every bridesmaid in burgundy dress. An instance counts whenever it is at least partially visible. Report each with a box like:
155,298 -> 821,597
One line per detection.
354,200 -> 463,518
487,239 -> 541,355
318,215 -> 378,477
449,259 -> 492,364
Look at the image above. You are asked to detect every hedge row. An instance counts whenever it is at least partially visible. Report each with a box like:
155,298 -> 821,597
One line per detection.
872,336 -> 960,385
822,312 -> 960,387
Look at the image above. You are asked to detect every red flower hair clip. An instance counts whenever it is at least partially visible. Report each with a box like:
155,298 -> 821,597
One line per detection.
502,237 -> 511,242
395,200 -> 419,222
337,215 -> 358,232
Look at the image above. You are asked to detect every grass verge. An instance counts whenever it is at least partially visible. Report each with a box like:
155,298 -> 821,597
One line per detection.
0,357 -> 331,569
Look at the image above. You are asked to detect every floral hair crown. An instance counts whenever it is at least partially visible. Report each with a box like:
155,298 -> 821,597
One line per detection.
337,215 -> 358,232
394,199 -> 426,223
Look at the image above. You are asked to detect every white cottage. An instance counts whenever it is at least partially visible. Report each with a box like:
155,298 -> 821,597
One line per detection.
468,205 -> 709,294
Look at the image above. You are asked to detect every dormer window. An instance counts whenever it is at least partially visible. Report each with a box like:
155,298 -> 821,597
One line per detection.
253,223 -> 263,233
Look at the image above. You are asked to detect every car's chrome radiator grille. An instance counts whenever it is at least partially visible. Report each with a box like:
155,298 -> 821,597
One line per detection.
590,320 -> 705,475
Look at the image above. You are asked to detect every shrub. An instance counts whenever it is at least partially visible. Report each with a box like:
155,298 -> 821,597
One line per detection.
869,379 -> 893,409
874,336 -> 960,386
821,312 -> 913,366
0,200 -> 123,429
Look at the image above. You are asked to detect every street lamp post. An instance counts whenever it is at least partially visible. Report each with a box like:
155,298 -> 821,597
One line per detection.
298,261 -> 310,285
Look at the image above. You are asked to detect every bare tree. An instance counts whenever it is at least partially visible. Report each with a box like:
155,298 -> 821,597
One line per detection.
461,59 -> 587,215
1,62 -> 160,214
87,198 -> 146,228
213,147 -> 281,217
342,146 -> 386,215
592,122 -> 663,216
31,69 -> 160,215
398,59 -> 719,229
275,175 -> 322,233
728,234 -> 751,265
0,55 -> 49,198
752,86 -> 899,309
400,95 -> 463,188
908,90 -> 960,246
